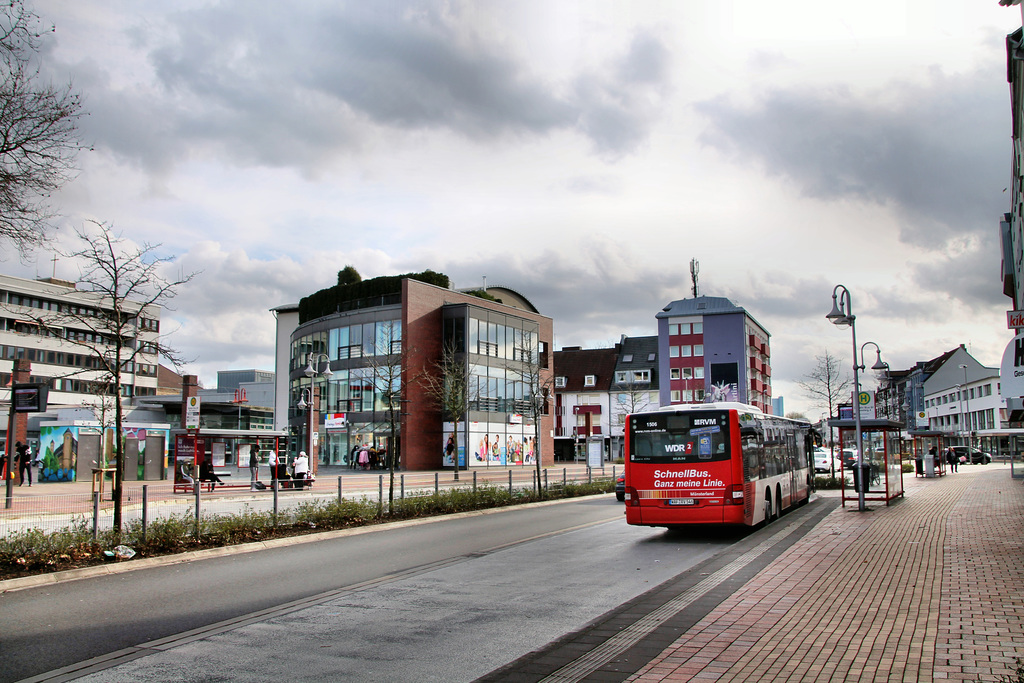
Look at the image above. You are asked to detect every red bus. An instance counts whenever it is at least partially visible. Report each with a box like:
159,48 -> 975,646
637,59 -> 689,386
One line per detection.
624,402 -> 813,528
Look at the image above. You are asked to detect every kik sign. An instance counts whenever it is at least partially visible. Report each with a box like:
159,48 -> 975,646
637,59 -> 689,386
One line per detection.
1000,332 -> 1024,398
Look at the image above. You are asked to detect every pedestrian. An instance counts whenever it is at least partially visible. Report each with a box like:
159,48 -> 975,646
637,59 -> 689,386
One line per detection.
249,445 -> 260,490
267,448 -> 278,482
446,435 -> 455,464
199,458 -> 224,488
293,451 -> 309,489
351,444 -> 361,470
15,441 -> 31,487
946,447 -> 958,473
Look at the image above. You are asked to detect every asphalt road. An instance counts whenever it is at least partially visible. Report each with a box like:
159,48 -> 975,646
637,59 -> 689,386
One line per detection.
0,495 -> 753,683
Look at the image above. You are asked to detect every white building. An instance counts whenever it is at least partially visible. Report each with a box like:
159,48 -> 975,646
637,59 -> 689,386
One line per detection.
923,347 -> 1005,446
0,273 -> 162,407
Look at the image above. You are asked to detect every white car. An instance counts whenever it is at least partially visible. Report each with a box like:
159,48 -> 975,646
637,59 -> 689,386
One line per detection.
813,448 -> 839,474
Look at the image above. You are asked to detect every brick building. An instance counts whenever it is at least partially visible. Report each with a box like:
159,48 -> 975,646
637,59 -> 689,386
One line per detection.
273,275 -> 554,471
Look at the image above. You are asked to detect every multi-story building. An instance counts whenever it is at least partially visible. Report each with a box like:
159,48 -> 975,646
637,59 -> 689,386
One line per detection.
273,273 -> 554,471
655,296 -> 772,413
551,346 -> 617,462
609,335 -> 659,458
923,347 -> 1006,448
0,273 -> 162,407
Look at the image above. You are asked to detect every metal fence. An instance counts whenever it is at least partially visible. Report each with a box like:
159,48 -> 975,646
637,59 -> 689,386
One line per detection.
0,466 -> 618,539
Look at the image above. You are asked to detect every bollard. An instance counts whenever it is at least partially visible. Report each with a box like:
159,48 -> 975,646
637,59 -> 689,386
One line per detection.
338,475 -> 343,503
473,470 -> 477,492
435,472 -> 439,496
544,469 -> 548,490
509,469 -> 513,496
273,479 -> 279,527
92,491 -> 100,540
142,485 -> 148,544
401,474 -> 405,500
588,467 -> 592,484
563,467 -> 567,488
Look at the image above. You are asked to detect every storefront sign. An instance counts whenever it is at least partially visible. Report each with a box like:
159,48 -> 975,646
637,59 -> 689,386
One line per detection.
1000,332 -> 1024,398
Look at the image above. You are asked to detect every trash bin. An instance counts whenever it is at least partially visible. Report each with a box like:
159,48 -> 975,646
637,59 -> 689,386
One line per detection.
852,463 -> 871,493
915,458 -> 923,476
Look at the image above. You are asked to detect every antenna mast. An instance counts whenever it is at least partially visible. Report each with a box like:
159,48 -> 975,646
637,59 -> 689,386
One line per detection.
689,259 -> 699,298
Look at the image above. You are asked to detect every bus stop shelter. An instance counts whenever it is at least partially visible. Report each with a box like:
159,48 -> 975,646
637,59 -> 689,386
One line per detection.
906,430 -> 949,478
828,418 -> 905,507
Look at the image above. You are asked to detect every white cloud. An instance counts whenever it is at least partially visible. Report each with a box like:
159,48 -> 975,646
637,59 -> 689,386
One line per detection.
2,0 -> 1019,418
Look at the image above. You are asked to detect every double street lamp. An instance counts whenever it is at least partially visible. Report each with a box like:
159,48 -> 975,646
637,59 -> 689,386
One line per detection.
298,353 -> 332,477
827,285 -> 887,512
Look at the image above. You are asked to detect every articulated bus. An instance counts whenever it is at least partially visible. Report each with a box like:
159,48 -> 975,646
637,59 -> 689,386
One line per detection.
624,402 -> 814,528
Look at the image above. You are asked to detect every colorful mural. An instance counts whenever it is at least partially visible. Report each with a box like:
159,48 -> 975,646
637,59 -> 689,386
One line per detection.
37,424 -> 170,482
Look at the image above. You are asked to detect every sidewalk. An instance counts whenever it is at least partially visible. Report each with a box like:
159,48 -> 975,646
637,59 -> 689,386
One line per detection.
508,465 -> 1023,683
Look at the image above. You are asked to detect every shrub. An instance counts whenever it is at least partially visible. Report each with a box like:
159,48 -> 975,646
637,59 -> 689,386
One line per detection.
814,475 -> 843,490
0,479 -> 617,577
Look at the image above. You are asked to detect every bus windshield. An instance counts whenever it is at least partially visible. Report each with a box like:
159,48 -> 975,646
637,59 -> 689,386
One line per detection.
629,411 -> 731,464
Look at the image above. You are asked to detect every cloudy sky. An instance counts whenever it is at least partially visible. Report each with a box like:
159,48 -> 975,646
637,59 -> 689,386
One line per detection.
6,0 -> 1023,417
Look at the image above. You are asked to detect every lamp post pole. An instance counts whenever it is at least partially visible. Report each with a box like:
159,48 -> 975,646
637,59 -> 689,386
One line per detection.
827,285 -> 865,511
959,364 -> 971,452
827,286 -> 887,512
301,353 -> 332,478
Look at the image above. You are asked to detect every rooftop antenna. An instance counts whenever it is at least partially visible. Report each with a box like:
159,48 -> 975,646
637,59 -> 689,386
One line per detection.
689,259 -> 699,298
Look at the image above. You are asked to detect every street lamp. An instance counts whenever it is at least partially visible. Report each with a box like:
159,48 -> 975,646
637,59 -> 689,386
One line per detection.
959,364 -> 971,451
300,352 -> 332,476
827,285 -> 887,511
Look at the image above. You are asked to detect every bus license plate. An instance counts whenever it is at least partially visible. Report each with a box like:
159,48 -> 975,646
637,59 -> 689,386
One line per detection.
667,498 -> 696,506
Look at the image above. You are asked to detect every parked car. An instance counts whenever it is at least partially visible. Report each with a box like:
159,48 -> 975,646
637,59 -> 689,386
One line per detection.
615,474 -> 625,501
951,446 -> 992,465
841,449 -> 859,470
813,448 -> 838,474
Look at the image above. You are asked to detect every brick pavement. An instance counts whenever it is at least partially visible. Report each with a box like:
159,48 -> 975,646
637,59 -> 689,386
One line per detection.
624,467 -> 1024,683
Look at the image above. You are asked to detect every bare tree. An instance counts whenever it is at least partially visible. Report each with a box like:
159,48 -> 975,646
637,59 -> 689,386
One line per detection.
41,222 -> 196,531
0,1 -> 85,254
420,340 -> 473,481
796,349 -> 851,474
611,377 -> 655,459
365,320 -> 420,514
508,329 -> 551,495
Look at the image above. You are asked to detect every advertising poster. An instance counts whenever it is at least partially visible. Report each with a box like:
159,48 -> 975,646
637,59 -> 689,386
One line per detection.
445,421 -> 536,467
708,363 -> 739,402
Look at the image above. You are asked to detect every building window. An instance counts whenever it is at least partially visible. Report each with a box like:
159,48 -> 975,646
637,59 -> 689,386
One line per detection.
555,376 -> 567,388
622,354 -> 633,362
670,368 -> 681,380
694,345 -> 703,356
584,375 -> 596,387
669,346 -> 679,358
671,390 -> 681,402
681,346 -> 692,357
693,322 -> 702,334
695,367 -> 704,378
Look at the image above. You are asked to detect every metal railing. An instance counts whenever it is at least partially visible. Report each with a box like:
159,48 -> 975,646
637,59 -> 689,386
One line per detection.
0,466 -> 618,539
